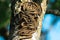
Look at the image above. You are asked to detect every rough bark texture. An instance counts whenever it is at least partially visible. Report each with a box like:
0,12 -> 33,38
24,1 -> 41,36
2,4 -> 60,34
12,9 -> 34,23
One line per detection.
9,0 -> 47,40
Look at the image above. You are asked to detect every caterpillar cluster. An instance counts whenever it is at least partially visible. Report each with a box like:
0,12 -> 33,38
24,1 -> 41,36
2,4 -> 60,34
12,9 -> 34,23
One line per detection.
10,1 -> 42,40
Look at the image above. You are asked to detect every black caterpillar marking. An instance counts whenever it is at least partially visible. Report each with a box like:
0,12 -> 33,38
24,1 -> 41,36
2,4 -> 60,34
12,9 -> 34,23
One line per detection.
10,1 -> 42,40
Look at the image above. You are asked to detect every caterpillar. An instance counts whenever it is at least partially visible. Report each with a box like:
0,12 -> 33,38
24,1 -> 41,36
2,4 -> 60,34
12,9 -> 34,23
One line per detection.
9,0 -> 42,40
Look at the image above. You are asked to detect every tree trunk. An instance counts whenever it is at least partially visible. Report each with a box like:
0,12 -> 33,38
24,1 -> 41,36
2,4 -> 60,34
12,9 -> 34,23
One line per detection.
9,0 -> 47,40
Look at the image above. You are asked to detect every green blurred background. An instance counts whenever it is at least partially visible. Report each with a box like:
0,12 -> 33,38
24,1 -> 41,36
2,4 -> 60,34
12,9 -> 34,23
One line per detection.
0,0 -> 11,40
0,0 -> 11,28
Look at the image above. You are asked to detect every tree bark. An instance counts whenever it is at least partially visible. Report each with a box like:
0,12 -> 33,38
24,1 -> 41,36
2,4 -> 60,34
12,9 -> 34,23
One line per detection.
9,0 -> 47,40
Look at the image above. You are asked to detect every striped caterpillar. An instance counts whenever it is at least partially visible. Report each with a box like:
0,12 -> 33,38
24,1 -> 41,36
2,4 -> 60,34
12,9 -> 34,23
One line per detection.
9,0 -> 42,40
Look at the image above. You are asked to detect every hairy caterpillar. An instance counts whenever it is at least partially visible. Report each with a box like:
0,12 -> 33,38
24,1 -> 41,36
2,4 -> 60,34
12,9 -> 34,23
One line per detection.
9,0 -> 42,40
